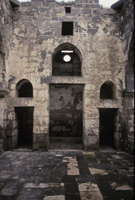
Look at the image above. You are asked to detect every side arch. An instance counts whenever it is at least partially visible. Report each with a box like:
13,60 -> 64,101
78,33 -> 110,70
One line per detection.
16,79 -> 33,97
100,81 -> 116,99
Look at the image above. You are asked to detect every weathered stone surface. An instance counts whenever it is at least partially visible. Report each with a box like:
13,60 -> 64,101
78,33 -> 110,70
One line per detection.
115,185 -> 133,191
0,149 -> 134,200
44,196 -> 65,200
111,0 -> 134,155
0,0 -> 134,152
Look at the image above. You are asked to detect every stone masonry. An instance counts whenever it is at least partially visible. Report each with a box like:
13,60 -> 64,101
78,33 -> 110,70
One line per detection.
0,149 -> 134,200
0,0 -> 134,153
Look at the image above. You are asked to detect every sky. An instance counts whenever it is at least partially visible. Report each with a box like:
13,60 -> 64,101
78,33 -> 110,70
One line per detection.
18,0 -> 118,8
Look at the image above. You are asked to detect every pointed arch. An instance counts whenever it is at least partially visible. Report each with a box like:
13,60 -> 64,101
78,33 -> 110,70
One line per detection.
16,79 -> 33,98
52,43 -> 82,76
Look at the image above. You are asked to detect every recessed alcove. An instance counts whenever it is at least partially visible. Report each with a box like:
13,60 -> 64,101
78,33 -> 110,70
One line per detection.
52,43 -> 82,76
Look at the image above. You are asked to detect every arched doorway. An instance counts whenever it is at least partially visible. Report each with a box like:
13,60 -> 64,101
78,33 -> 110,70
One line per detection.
15,79 -> 34,148
50,43 -> 83,149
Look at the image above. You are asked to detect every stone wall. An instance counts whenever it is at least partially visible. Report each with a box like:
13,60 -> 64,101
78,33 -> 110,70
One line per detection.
1,0 -> 133,151
112,0 -> 134,154
0,0 -> 13,87
0,0 -> 13,151
6,0 -> 125,150
122,0 -> 134,154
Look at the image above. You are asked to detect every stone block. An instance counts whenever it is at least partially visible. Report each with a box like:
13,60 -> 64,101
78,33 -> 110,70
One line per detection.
33,142 -> 48,151
81,8 -> 92,15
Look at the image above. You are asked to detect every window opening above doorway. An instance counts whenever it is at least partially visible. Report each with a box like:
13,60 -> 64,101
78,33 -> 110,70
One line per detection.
65,7 -> 71,13
62,22 -> 73,36
52,43 -> 82,76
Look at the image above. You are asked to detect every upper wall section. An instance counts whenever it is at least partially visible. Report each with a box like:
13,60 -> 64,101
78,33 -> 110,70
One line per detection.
18,0 -> 102,37
122,0 -> 134,92
0,0 -> 13,55
17,0 -> 119,40
8,0 -> 124,93
0,0 -> 13,89
112,0 -> 134,92
122,0 -> 134,54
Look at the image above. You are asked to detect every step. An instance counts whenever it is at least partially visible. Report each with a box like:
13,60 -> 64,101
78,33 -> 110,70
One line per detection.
49,137 -> 83,150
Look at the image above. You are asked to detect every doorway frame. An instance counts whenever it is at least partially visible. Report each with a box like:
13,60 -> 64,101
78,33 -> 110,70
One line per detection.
15,106 -> 34,149
99,108 -> 118,149
49,83 -> 84,149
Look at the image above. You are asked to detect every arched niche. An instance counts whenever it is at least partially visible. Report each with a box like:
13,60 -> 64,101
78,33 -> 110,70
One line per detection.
16,79 -> 33,98
52,43 -> 82,76
100,81 -> 116,99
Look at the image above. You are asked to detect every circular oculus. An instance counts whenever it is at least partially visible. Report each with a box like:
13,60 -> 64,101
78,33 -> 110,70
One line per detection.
63,55 -> 71,62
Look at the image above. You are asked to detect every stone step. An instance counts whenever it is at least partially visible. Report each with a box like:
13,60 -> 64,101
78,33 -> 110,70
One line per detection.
49,137 -> 83,149
50,137 -> 82,143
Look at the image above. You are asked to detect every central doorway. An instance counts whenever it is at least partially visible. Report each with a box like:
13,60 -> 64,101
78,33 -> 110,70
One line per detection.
49,84 -> 83,149
15,107 -> 34,148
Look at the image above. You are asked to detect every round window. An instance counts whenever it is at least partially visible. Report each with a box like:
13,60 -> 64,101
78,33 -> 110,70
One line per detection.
63,55 -> 71,62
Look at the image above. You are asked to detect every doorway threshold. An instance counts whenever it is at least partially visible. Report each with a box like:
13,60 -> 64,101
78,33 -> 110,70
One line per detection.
99,145 -> 116,153
49,137 -> 83,150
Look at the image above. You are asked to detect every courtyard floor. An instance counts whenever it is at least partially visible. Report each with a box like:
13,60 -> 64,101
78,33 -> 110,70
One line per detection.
0,148 -> 134,200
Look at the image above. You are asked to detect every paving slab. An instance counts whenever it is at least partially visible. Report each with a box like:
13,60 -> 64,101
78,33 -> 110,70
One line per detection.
0,149 -> 134,200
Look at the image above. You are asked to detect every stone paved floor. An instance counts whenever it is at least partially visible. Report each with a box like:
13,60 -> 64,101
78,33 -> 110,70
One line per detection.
0,149 -> 134,200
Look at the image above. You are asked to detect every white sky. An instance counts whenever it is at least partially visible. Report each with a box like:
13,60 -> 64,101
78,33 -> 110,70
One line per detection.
18,0 -> 118,8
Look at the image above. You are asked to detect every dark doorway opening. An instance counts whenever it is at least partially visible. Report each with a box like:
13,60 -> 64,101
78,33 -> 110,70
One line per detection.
99,109 -> 117,148
49,84 -> 83,149
15,107 -> 34,148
